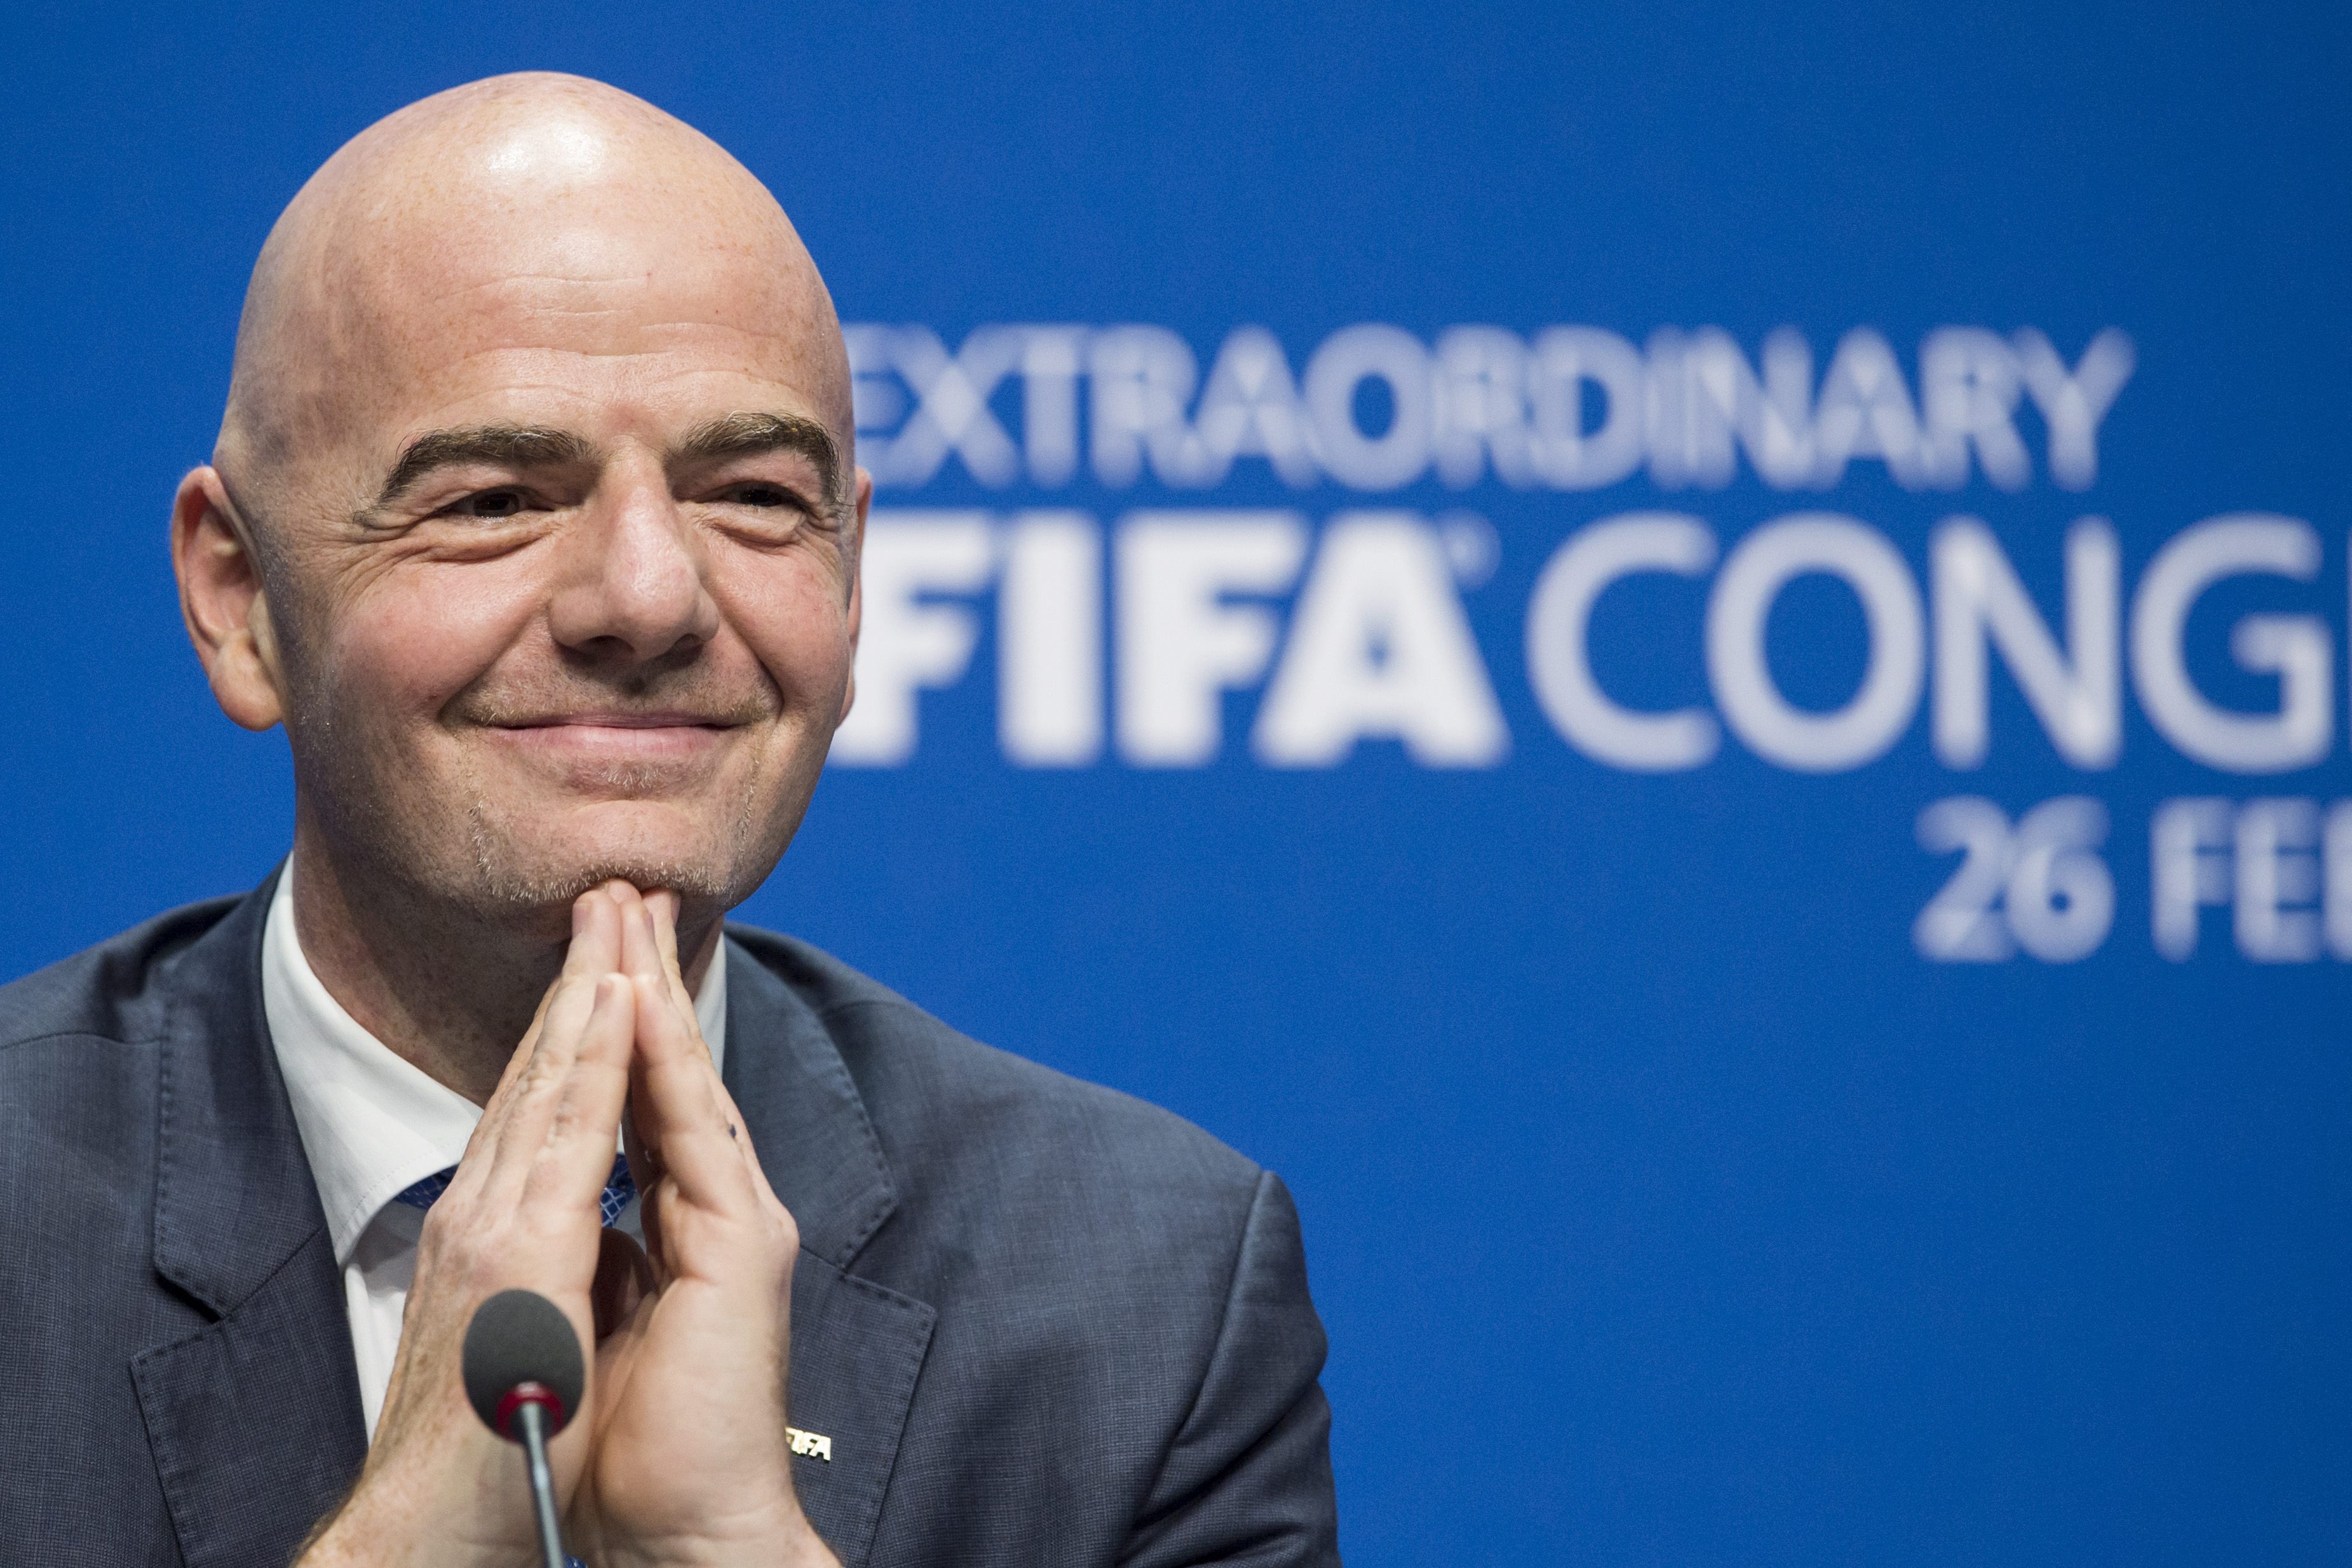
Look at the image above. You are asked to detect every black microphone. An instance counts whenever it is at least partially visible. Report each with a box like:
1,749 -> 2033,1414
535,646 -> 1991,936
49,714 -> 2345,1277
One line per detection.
463,1289 -> 585,1568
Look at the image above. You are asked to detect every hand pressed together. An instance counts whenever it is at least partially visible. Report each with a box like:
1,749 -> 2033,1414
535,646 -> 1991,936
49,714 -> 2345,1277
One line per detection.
300,883 -> 833,1568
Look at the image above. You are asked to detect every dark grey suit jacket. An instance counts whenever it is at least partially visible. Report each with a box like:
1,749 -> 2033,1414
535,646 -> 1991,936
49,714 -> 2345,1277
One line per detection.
0,877 -> 1338,1566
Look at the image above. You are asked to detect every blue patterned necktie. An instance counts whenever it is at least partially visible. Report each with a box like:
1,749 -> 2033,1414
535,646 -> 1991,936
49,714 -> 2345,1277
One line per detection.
391,1154 -> 637,1226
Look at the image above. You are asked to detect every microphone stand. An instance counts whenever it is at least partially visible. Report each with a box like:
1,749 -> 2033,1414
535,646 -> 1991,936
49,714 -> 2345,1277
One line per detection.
463,1290 -> 585,1568
513,1397 -> 568,1568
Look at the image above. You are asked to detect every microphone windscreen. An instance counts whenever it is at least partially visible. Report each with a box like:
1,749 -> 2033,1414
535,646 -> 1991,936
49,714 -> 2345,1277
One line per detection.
461,1288 -> 586,1436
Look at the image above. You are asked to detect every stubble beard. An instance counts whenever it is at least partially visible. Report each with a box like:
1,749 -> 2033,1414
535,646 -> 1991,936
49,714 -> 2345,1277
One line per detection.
279,619 -> 824,931
296,707 -> 802,932
449,746 -> 788,916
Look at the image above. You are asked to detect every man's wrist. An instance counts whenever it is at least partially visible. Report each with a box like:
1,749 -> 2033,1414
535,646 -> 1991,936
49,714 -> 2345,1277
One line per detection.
293,1447 -> 532,1568
600,1496 -> 839,1568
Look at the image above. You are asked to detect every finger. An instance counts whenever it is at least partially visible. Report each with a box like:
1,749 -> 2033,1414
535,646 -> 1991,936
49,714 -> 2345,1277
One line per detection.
618,898 -> 778,1252
692,1052 -> 775,1194
573,883 -> 630,974
488,968 -> 563,1100
472,893 -> 605,1126
619,890 -> 665,989
468,895 -> 622,1170
621,1046 -> 772,1267
641,889 -> 703,1024
621,898 -> 762,1182
447,893 -> 624,1208
473,907 -> 588,1128
467,1002 -> 548,1149
626,897 -> 773,1196
517,972 -> 639,1215
643,888 -> 682,970
621,898 -> 706,1060
503,888 -> 626,1084
626,972 -> 762,1217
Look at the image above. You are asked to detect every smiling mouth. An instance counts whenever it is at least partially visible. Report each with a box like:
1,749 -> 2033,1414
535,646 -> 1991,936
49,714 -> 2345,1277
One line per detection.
502,712 -> 735,730
485,712 -> 741,766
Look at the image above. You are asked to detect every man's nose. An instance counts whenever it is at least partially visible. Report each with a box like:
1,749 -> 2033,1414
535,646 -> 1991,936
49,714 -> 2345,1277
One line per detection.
545,472 -> 720,664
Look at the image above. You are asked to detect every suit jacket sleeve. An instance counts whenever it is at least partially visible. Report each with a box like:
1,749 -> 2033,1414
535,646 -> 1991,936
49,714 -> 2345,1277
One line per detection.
1123,1171 -> 1342,1567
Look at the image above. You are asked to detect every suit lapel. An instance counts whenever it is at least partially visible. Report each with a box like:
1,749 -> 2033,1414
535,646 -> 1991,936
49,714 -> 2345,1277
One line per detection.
723,937 -> 936,1568
132,875 -> 370,1567
121,904 -> 933,1568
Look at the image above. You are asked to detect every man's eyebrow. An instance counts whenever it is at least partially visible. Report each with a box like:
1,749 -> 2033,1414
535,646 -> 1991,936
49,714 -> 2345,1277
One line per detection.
375,424 -> 598,508
676,412 -> 844,511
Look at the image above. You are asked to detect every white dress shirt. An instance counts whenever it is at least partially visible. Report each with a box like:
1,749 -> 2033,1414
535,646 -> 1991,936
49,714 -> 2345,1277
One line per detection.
261,867 -> 727,1436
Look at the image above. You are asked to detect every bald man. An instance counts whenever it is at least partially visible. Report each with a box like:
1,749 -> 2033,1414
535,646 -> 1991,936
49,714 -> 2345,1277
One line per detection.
0,74 -> 1337,1568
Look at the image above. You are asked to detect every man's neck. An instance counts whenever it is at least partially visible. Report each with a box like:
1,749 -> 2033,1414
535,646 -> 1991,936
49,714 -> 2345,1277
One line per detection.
285,827 -> 722,1106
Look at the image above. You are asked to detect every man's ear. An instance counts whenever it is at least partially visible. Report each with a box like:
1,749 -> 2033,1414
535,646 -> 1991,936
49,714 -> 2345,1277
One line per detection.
171,466 -> 287,732
837,464 -> 870,726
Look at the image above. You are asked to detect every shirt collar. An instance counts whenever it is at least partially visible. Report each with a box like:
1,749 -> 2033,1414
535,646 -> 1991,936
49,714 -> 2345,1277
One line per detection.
262,865 -> 729,1264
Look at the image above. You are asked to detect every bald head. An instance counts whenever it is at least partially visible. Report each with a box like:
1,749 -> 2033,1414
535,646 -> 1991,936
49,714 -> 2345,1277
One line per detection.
174,72 -> 871,968
219,72 -> 851,518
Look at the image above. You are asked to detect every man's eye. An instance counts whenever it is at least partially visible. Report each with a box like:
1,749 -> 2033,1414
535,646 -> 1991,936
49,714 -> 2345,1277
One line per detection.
454,489 -> 527,518
727,484 -> 795,508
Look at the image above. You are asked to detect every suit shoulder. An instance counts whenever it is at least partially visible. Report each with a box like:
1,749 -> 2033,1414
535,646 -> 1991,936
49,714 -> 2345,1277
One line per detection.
727,925 -> 1264,1203
0,895 -> 244,1050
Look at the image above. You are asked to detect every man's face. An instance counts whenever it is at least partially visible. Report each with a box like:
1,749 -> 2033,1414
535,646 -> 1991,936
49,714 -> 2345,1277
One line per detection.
240,157 -> 865,920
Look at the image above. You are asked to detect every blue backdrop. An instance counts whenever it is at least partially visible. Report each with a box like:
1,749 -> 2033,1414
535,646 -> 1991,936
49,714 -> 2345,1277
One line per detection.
4,4 -> 2348,1562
